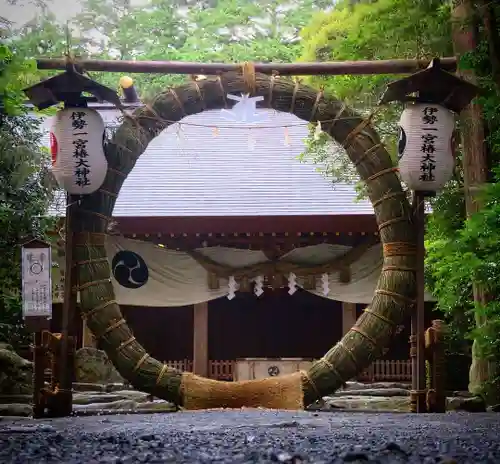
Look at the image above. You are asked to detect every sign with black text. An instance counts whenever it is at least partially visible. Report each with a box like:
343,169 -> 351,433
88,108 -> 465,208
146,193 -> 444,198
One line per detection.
21,246 -> 52,320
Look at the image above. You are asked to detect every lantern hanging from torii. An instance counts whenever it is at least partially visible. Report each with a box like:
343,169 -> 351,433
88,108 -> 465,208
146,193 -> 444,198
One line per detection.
50,108 -> 107,195
379,58 -> 480,195
23,63 -> 122,195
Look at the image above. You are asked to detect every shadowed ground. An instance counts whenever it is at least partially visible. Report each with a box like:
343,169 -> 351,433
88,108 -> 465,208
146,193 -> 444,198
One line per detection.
0,410 -> 498,463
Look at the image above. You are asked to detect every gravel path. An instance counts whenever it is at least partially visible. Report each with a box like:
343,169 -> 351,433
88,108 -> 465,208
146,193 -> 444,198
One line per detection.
0,410 -> 498,463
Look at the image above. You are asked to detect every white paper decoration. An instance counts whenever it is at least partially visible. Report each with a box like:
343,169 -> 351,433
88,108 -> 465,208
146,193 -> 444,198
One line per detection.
314,121 -> 322,140
50,108 -> 108,195
227,275 -> 238,300
254,275 -> 264,297
321,273 -> 330,296
398,103 -> 455,192
288,272 -> 297,295
220,94 -> 268,124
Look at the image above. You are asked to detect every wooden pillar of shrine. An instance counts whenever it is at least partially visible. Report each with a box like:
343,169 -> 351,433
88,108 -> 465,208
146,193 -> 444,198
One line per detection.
193,301 -> 208,377
342,302 -> 357,335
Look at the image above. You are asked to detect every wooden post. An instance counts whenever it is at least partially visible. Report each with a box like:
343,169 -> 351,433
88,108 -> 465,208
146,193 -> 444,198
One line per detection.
433,320 -> 447,413
193,301 -> 208,377
342,302 -> 357,335
451,0 -> 496,401
20,237 -> 52,418
32,331 -> 46,418
58,193 -> 77,416
410,191 -> 427,413
425,320 -> 447,413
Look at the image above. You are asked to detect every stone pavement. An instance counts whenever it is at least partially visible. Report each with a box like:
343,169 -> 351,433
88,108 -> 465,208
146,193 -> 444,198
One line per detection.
0,410 -> 499,463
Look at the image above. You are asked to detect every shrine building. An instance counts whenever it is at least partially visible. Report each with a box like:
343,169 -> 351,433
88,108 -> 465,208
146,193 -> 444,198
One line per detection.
42,101 -> 435,382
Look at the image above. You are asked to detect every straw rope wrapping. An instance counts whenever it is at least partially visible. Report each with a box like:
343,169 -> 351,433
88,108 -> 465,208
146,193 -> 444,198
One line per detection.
71,70 -> 417,409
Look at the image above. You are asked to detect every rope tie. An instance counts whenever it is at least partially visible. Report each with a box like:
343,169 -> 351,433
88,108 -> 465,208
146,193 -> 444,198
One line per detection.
383,242 -> 417,257
241,62 -> 256,94
133,354 -> 150,372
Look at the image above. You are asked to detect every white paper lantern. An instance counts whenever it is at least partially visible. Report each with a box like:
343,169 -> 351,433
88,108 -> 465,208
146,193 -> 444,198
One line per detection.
50,108 -> 108,195
398,103 -> 455,192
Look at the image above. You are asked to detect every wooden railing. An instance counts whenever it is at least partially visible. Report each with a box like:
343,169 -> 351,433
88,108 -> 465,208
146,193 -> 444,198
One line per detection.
165,359 -> 193,372
16,351 -> 410,384
209,360 -> 234,380
147,359 -> 412,404
357,359 -> 412,382
205,359 -> 411,382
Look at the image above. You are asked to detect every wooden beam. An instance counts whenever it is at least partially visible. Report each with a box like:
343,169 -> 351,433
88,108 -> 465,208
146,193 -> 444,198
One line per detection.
132,233 -> 374,250
36,57 -> 457,76
193,302 -> 208,378
110,215 -> 379,235
342,302 -> 357,335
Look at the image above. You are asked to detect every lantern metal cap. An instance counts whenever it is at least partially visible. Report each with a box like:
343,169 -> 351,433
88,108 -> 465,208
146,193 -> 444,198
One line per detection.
23,65 -> 122,110
20,236 -> 51,248
119,76 -> 139,103
379,58 -> 480,113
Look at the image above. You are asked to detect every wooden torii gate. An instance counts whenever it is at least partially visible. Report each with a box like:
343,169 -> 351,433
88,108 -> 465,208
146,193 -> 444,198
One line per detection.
32,56 -> 458,417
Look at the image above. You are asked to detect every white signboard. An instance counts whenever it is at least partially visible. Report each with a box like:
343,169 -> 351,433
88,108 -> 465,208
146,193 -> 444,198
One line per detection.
22,246 -> 52,319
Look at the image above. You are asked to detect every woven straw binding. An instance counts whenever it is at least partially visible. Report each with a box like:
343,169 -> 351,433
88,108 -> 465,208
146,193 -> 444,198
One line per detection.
349,326 -> 378,347
117,337 -> 136,352
133,354 -> 150,372
75,257 -> 108,266
309,90 -> 324,121
383,242 -> 417,257
378,216 -> 409,231
84,299 -> 117,321
372,191 -> 407,208
365,167 -> 399,183
76,278 -> 111,291
363,307 -> 397,327
98,318 -> 126,338
337,341 -> 360,370
354,143 -> 383,167
376,289 -> 415,305
71,70 -> 418,409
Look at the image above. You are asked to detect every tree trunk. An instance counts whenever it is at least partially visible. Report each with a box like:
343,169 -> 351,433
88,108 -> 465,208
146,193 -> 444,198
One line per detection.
451,0 -> 499,404
478,0 -> 500,89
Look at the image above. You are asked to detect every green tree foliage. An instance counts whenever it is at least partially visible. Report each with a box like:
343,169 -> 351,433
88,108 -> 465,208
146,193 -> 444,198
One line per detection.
425,2 -> 500,402
301,0 -> 452,102
0,44 -> 54,346
298,0 -> 452,187
6,0 -> 328,99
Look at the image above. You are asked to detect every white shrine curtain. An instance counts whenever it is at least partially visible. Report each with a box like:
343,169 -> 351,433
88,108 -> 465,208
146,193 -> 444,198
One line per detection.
54,236 -> 433,307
